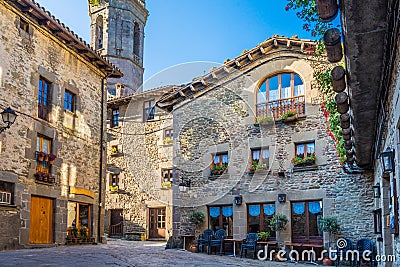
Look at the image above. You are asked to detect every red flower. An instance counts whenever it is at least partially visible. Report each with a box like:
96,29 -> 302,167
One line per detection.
285,5 -> 289,11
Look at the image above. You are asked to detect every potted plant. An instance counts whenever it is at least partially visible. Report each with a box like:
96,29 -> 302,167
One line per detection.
279,110 -> 298,122
187,210 -> 205,251
161,181 -> 172,188
269,213 -> 289,248
163,137 -> 173,145
258,231 -> 270,241
210,164 -> 227,176
110,147 -> 118,155
248,161 -> 267,175
36,151 -> 45,161
109,185 -> 119,192
257,116 -> 273,125
291,152 -> 316,167
318,216 -> 340,248
48,154 -> 57,164
34,171 -> 44,181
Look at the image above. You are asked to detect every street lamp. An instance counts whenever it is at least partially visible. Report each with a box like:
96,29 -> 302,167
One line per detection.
380,148 -> 395,174
0,107 -> 17,133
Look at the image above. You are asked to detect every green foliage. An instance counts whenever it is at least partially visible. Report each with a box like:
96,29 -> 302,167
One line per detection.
89,0 -> 99,6
248,160 -> 267,172
269,213 -> 289,232
279,110 -> 297,119
291,152 -> 316,166
318,216 -> 340,234
188,210 -> 205,226
211,164 -> 227,175
315,70 -> 334,98
110,147 -> 118,154
79,226 -> 88,238
285,0 -> 337,38
258,231 -> 270,241
257,116 -> 273,124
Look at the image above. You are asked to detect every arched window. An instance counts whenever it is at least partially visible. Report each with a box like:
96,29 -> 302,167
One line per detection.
256,72 -> 305,119
95,16 -> 103,50
133,23 -> 140,56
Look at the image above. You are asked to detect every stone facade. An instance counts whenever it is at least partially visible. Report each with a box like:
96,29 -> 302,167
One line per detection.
157,36 -> 375,248
105,87 -> 174,240
89,0 -> 148,95
0,0 -> 120,249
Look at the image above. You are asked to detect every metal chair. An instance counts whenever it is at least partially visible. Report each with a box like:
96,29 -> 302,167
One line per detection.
208,229 -> 227,255
335,238 -> 354,267
240,233 -> 259,259
196,229 -> 213,253
356,239 -> 375,267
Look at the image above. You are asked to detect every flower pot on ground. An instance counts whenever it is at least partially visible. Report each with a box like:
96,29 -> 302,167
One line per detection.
187,210 -> 205,244
318,216 -> 340,249
269,213 -> 289,248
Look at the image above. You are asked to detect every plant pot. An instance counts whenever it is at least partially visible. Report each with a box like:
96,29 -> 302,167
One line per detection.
322,256 -> 334,266
335,92 -> 349,114
346,149 -> 354,158
188,244 -> 197,253
331,66 -> 346,93
283,115 -> 298,123
342,127 -> 352,140
316,0 -> 338,22
323,28 -> 342,63
344,140 -> 353,150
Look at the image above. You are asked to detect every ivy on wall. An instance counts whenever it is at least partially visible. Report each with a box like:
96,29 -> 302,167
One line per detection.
286,0 -> 346,164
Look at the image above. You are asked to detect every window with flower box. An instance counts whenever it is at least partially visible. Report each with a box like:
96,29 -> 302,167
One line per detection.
249,148 -> 269,173
0,181 -> 14,205
109,173 -> 119,192
35,135 -> 56,184
163,128 -> 173,145
210,152 -> 228,176
161,168 -> 172,187
292,142 -> 316,167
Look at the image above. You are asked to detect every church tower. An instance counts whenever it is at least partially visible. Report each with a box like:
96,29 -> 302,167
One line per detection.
89,0 -> 148,95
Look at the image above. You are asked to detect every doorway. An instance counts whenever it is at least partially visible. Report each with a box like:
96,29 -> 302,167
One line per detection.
149,207 -> 166,239
29,196 -> 54,244
109,209 -> 123,237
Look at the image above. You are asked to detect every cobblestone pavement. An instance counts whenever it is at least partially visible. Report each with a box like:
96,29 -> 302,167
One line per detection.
0,239 -> 324,267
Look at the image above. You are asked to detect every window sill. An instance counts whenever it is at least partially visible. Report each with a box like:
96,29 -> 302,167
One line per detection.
64,110 -> 77,117
35,179 -> 56,185
0,204 -> 17,210
292,165 -> 318,172
110,152 -> 122,157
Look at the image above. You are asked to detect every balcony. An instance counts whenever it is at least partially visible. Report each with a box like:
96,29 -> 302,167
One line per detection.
256,95 -> 305,120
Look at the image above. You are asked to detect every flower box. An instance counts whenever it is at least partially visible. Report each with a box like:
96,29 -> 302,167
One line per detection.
109,185 -> 119,192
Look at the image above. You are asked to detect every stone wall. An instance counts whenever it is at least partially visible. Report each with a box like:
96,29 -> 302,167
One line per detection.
0,2 -> 107,248
171,51 -> 375,245
105,89 -> 173,240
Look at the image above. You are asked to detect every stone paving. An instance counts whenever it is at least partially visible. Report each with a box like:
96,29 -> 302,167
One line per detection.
0,239 -> 325,267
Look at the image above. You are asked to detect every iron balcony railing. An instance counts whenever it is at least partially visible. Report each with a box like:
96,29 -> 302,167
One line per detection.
256,95 -> 305,120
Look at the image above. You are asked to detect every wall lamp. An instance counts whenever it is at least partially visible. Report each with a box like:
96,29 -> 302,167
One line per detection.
380,148 -> 395,174
234,195 -> 243,206
278,193 -> 287,203
0,107 -> 17,133
373,184 -> 381,199
179,179 -> 191,192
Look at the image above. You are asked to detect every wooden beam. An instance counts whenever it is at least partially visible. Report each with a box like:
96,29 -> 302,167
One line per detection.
212,72 -> 218,79
235,60 -> 241,67
287,40 -> 291,48
201,79 -> 208,86
77,49 -> 88,54
178,90 -> 186,97
260,46 -> 266,54
21,6 -> 34,12
38,19 -> 50,26
190,85 -> 196,91
247,53 -> 253,61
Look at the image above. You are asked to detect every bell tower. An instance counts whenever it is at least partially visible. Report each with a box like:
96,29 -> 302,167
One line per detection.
89,0 -> 148,95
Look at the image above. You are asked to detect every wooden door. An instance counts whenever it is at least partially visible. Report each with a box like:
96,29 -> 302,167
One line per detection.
29,196 -> 53,244
149,208 -> 166,238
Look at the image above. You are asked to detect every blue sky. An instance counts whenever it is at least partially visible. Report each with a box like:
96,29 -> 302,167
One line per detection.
35,0 -> 315,88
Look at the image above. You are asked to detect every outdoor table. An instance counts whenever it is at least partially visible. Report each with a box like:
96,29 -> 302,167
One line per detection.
223,238 -> 242,257
256,241 -> 278,260
180,234 -> 194,251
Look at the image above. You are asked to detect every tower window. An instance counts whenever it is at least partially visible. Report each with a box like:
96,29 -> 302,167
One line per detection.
96,16 -> 103,50
133,23 -> 140,56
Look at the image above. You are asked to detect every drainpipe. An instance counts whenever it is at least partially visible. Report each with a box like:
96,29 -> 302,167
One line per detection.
98,76 -> 106,243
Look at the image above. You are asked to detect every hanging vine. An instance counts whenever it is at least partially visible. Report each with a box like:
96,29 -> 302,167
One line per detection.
286,0 -> 346,164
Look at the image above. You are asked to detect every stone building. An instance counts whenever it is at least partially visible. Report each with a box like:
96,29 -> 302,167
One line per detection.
89,0 -> 148,95
104,85 -> 176,240
340,0 -> 400,265
0,0 -> 121,249
157,35 -> 375,249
